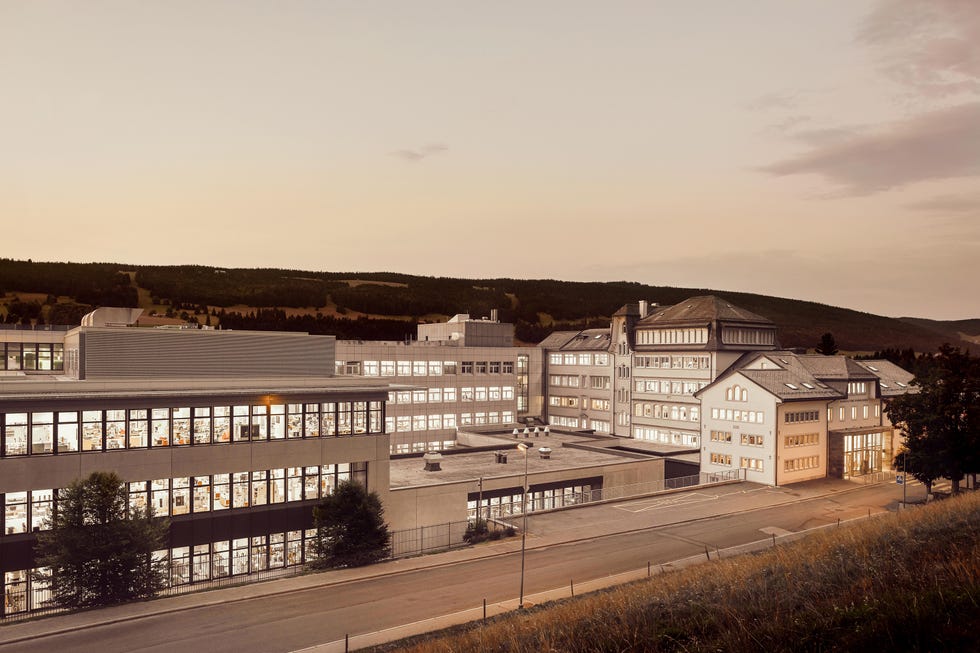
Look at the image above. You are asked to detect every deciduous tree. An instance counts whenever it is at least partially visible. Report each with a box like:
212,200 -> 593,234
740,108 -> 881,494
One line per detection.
886,345 -> 980,494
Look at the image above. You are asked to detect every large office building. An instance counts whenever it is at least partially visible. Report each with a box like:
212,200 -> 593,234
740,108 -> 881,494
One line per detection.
540,297 -> 780,449
1,298 -> 915,617
335,312 -> 543,454
1,310 -> 395,617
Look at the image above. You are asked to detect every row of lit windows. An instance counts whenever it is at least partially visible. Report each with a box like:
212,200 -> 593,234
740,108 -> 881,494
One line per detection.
548,353 -> 611,367
847,382 -> 868,395
785,433 -> 820,447
633,427 -> 700,447
634,355 -> 711,370
344,360 -> 515,377
784,456 -> 820,472
740,457 -> 764,472
459,411 -> 514,428
785,410 -> 820,424
709,407 -> 765,424
467,482 -> 597,521
549,415 -> 581,429
0,402 -> 383,457
391,441 -> 456,454
388,386 -> 515,404
549,374 -> 580,388
550,396 -> 578,408
635,328 -> 708,346
634,402 -> 700,422
1,463 -> 367,536
634,379 -> 706,395
828,403 -> 879,422
710,453 -> 732,465
710,430 -> 732,442
1,343 -> 65,372
843,431 -> 884,452
590,419 -> 611,433
3,529 -> 324,615
725,385 -> 749,402
721,327 -> 774,345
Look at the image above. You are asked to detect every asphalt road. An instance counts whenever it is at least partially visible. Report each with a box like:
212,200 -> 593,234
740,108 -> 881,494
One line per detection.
0,480 -> 914,653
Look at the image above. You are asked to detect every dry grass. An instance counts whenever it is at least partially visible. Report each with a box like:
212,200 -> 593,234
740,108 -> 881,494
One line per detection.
373,492 -> 980,652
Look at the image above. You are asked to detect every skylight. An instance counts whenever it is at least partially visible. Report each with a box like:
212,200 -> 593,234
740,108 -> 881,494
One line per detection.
867,365 -> 879,372
801,382 -> 814,389
784,383 -> 799,390
881,382 -> 890,388
896,381 -> 907,387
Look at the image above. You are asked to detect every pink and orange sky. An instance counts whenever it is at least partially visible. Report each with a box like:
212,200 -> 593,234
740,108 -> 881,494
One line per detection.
2,1 -> 978,320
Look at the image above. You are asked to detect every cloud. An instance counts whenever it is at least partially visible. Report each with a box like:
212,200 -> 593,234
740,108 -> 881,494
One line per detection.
761,102 -> 980,195
389,143 -> 449,163
858,0 -> 980,98
905,193 -> 980,215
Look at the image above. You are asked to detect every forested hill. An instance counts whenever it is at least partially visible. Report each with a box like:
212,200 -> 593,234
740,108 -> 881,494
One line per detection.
1,258 -> 975,352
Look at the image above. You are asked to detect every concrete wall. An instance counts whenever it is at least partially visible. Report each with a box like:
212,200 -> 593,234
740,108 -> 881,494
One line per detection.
386,457 -> 665,532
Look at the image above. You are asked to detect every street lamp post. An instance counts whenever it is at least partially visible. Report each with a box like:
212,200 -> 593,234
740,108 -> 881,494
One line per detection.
517,442 -> 529,608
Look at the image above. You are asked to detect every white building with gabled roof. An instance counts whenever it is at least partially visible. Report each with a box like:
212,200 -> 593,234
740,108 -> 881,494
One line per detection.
697,352 -> 915,486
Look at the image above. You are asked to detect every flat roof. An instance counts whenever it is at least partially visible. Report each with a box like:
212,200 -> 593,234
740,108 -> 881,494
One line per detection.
390,430 -> 661,488
0,376 -> 406,402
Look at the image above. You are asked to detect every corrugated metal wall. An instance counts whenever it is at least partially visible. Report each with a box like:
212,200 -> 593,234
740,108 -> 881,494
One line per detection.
80,329 -> 334,379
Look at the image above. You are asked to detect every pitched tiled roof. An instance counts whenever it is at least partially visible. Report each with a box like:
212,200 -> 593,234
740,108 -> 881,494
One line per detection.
637,295 -> 772,326
739,353 -> 842,401
537,331 -> 580,350
538,329 -> 612,351
854,359 -> 916,397
796,355 -> 878,381
612,302 -> 642,317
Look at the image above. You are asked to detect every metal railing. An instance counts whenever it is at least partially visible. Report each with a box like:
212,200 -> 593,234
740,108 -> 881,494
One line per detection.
1,470 -> 743,622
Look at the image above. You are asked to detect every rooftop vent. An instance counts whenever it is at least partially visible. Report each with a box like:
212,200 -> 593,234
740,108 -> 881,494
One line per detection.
538,447 -> 552,460
494,451 -> 508,464
423,452 -> 443,472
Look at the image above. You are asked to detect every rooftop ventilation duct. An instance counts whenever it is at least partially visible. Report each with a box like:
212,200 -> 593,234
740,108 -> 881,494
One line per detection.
423,452 -> 443,472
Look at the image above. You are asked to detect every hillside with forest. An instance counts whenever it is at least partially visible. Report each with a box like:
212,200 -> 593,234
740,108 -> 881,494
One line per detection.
1,258 -> 976,352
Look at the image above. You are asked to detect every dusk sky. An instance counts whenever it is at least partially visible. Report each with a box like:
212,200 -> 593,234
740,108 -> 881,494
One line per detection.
2,1 -> 978,320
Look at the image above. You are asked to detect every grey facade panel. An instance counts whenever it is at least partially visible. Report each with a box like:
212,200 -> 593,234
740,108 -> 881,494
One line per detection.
80,329 -> 335,379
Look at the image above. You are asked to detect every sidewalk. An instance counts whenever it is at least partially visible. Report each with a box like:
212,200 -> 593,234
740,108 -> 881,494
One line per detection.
0,477 -> 914,648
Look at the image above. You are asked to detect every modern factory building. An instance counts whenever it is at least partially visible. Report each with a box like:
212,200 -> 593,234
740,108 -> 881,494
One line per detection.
0,300 -> 914,616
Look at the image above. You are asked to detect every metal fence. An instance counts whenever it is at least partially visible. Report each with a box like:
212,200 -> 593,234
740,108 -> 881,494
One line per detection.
2,469 -> 743,623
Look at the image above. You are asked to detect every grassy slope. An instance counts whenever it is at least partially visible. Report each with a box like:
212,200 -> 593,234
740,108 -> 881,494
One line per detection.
374,491 -> 980,653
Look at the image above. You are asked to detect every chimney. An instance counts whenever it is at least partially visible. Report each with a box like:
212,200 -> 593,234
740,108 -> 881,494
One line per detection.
423,452 -> 443,472
638,300 -> 648,318
491,308 -> 499,322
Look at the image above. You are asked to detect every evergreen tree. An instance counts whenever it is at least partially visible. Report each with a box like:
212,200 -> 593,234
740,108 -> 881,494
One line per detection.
34,471 -> 169,609
815,332 -> 839,355
310,480 -> 391,568
886,345 -> 980,494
